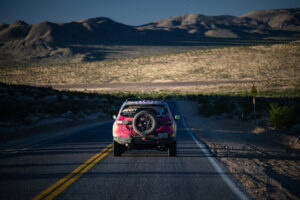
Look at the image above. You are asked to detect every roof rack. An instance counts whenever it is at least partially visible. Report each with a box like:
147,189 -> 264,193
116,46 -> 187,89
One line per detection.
124,98 -> 165,105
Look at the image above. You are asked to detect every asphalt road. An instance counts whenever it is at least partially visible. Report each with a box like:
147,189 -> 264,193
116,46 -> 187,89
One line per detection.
0,101 -> 248,200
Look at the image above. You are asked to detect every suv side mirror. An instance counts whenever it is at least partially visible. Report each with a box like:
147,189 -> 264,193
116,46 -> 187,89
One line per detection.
174,115 -> 180,120
112,115 -> 117,120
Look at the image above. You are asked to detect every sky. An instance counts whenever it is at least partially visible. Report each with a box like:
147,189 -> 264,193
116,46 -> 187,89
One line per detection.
0,0 -> 300,26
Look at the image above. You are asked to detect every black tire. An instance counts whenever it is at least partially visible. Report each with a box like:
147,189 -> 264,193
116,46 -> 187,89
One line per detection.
168,141 -> 176,157
133,110 -> 157,137
114,141 -> 123,157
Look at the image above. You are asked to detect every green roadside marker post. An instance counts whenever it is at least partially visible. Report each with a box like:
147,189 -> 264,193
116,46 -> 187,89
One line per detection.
251,85 -> 257,125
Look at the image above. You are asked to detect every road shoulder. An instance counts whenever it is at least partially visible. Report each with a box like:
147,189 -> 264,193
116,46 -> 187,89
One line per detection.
179,100 -> 300,200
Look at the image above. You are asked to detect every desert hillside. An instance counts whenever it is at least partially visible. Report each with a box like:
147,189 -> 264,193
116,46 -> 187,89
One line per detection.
1,41 -> 299,94
241,8 -> 300,29
0,8 -> 299,65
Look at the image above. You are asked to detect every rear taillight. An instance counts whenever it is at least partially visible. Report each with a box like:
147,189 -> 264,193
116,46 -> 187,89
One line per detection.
116,120 -> 129,125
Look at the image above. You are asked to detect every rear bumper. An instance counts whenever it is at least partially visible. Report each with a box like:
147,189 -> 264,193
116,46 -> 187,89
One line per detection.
113,136 -> 175,148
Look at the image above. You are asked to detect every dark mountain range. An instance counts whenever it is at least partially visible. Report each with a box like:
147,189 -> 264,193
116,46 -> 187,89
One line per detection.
0,8 -> 299,65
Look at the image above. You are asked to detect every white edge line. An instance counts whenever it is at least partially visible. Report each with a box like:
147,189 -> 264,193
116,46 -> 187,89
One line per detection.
182,117 -> 249,200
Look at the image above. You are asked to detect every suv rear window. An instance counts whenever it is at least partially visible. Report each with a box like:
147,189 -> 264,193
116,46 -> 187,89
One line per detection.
120,105 -> 169,118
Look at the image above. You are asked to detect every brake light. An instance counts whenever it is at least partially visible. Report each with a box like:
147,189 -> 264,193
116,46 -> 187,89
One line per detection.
116,120 -> 129,125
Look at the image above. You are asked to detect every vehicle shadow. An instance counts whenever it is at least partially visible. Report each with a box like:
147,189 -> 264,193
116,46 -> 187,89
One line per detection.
121,145 -> 208,157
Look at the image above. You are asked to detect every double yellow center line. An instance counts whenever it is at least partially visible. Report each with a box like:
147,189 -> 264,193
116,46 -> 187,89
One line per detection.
33,143 -> 113,200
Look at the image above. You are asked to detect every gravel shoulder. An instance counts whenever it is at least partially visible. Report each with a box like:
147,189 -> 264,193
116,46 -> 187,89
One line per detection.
179,100 -> 300,200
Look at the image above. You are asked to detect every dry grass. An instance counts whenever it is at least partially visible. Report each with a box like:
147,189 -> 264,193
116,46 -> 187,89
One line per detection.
1,42 -> 299,94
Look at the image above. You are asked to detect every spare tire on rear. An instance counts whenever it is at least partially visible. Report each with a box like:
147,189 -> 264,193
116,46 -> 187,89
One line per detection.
133,110 -> 157,136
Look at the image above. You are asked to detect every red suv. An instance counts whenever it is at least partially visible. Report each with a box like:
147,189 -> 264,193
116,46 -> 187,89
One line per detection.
112,99 -> 180,156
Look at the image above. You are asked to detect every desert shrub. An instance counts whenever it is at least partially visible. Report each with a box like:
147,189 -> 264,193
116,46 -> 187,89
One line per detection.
67,93 -> 74,100
238,100 -> 253,117
56,93 -> 63,101
7,89 -> 15,97
268,103 -> 295,129
195,95 -> 210,104
199,96 -> 235,117
213,98 -> 235,114
0,99 -> 36,121
199,103 -> 215,117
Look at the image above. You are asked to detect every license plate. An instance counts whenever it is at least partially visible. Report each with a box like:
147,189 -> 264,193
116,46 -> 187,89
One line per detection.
158,133 -> 168,139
